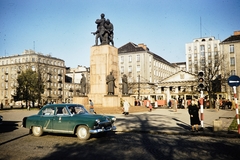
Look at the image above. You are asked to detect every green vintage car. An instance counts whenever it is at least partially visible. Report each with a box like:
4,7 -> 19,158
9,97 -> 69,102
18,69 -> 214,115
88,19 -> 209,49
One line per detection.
22,103 -> 116,140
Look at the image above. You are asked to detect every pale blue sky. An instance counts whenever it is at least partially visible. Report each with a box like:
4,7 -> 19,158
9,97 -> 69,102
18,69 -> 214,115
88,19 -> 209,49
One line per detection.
1,0 -> 240,67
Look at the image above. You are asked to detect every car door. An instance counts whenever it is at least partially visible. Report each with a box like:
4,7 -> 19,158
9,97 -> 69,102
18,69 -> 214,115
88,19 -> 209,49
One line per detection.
52,106 -> 71,133
40,106 -> 55,131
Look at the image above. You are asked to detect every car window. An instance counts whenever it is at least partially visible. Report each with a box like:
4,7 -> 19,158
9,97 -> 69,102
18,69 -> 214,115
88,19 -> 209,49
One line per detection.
68,105 -> 87,114
42,107 -> 55,115
56,107 -> 69,115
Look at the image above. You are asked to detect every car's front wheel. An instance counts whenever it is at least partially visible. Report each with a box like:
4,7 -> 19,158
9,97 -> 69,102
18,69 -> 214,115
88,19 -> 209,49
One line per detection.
76,125 -> 90,140
32,126 -> 43,137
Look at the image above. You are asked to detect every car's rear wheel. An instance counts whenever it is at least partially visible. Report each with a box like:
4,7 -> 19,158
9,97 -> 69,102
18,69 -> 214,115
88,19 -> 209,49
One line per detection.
32,126 -> 43,137
76,125 -> 90,140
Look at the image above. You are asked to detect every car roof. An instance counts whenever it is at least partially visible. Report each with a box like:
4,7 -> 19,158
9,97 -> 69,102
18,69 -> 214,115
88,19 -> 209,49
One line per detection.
43,104 -> 83,108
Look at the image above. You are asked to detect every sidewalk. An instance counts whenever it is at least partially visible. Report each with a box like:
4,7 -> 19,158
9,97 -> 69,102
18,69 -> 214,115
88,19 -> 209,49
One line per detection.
113,108 -> 239,137
0,108 -> 239,137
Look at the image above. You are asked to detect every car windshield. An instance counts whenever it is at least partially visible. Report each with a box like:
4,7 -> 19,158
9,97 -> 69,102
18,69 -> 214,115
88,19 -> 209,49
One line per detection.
67,105 -> 88,115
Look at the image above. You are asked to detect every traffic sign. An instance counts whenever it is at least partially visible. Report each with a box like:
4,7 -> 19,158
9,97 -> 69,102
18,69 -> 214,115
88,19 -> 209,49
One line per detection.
228,75 -> 240,87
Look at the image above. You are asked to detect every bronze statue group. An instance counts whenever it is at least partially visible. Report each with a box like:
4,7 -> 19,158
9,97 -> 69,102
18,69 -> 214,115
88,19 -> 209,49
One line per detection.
92,13 -> 114,46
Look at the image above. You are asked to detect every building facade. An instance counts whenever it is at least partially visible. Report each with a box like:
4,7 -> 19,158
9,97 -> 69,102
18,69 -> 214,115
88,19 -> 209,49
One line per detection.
118,42 -> 179,101
0,50 -> 67,107
185,36 -> 221,74
220,31 -> 240,100
65,65 -> 90,96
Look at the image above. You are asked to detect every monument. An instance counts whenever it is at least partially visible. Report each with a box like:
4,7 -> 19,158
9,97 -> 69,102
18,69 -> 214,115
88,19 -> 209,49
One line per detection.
74,13 -> 133,107
88,13 -> 120,107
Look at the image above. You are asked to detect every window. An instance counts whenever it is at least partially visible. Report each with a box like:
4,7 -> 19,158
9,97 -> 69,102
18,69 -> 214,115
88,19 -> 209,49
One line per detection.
128,66 -> 132,72
230,45 -> 234,53
230,57 -> 235,66
136,65 -> 140,72
121,66 -> 124,73
129,55 -> 132,62
136,55 -> 140,62
121,56 -> 124,63
231,70 -> 236,75
200,45 -> 205,52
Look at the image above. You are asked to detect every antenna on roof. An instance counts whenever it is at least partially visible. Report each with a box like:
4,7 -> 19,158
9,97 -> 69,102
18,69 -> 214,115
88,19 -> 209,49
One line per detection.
200,17 -> 202,38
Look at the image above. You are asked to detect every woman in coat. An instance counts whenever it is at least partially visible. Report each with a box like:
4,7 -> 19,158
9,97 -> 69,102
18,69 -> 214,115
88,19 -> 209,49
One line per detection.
188,99 -> 201,132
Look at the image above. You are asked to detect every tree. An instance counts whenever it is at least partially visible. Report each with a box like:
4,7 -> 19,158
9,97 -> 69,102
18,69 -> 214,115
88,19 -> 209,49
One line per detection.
13,69 -> 44,108
199,52 -> 230,108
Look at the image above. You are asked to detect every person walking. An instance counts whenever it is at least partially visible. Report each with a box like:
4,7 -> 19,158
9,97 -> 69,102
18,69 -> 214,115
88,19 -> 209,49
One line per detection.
149,101 -> 153,112
188,99 -> 201,132
89,100 -> 96,114
123,100 -> 130,115
168,99 -> 172,108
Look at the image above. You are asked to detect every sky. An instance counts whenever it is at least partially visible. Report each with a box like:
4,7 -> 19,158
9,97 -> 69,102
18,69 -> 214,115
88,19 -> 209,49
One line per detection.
1,0 -> 240,68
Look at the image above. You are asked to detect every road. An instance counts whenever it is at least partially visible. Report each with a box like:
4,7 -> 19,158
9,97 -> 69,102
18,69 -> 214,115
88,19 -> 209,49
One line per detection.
0,118 -> 240,160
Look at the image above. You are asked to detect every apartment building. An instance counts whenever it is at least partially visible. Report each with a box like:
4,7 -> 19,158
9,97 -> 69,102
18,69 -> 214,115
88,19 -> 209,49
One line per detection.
118,42 -> 179,100
185,36 -> 221,74
0,50 -> 68,106
65,65 -> 90,95
220,31 -> 240,100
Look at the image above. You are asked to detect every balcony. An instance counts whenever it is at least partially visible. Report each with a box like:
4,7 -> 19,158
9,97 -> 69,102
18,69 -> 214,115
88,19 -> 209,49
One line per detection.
69,88 -> 73,92
58,79 -> 62,83
5,79 -> 8,82
58,73 -> 62,76
5,71 -> 8,75
58,87 -> 62,91
47,87 -> 52,90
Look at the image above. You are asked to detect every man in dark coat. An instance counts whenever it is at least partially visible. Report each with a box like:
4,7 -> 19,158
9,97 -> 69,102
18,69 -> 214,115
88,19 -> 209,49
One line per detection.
188,99 -> 201,132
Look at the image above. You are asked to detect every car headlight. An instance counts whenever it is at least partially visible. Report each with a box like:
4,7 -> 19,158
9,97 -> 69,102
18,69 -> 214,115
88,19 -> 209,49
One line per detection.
95,119 -> 100,124
111,117 -> 116,121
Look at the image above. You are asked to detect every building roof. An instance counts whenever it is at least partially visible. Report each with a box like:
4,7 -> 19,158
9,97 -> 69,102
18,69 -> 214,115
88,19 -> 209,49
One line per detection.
118,42 -> 146,53
221,34 -> 240,44
118,42 -> 174,67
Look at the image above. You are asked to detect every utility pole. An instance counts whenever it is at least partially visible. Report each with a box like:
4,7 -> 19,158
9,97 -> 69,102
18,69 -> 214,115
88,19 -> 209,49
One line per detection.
138,75 -> 140,100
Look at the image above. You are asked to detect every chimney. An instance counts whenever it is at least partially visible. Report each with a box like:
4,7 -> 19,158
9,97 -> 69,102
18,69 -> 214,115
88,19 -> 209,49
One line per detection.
234,31 -> 240,36
138,43 -> 147,50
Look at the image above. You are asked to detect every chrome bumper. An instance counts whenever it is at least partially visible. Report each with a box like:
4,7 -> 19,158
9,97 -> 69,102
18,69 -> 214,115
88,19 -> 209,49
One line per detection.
89,126 -> 116,134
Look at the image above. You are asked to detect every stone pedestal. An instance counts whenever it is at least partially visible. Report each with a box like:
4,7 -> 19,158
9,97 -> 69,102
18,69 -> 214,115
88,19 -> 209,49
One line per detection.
73,96 -> 89,106
213,119 -> 222,131
88,45 -> 120,107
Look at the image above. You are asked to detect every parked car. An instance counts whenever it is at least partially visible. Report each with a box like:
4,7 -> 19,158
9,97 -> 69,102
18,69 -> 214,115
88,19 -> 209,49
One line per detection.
22,104 -> 116,140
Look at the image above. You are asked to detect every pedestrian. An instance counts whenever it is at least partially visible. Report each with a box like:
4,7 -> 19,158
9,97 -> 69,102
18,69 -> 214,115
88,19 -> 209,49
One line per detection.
188,99 -> 201,132
154,100 -> 158,108
123,100 -> 130,115
0,102 -> 3,109
215,98 -> 220,111
149,101 -> 153,112
89,99 -> 96,114
168,99 -> 172,108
